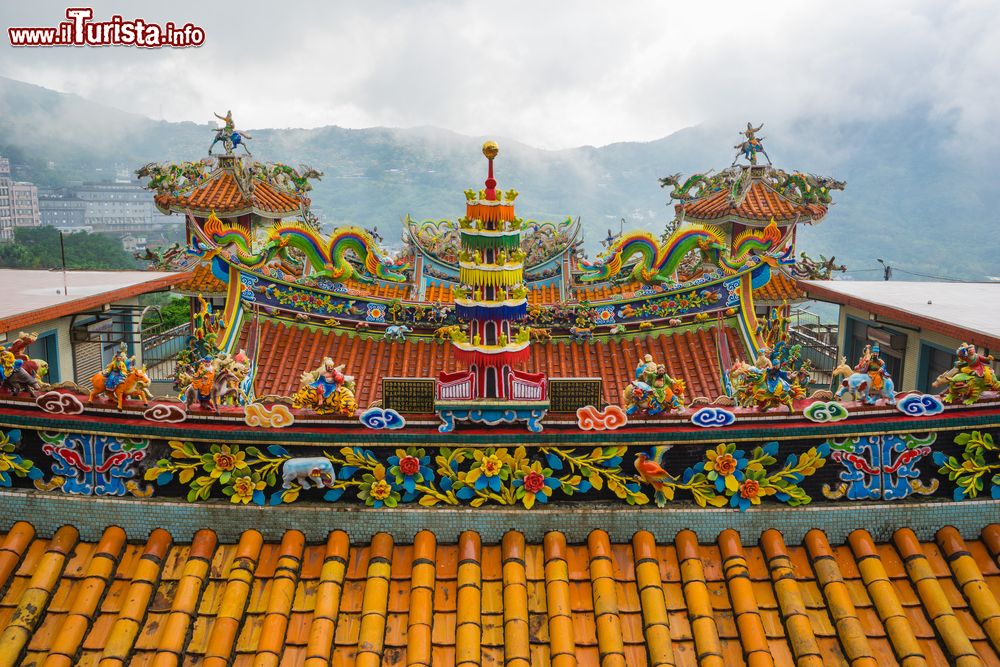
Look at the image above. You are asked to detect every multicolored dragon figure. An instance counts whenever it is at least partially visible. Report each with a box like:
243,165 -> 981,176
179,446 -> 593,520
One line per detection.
776,172 -> 846,205
578,220 -> 787,284
658,173 -> 721,201
200,214 -> 410,283
659,166 -> 845,207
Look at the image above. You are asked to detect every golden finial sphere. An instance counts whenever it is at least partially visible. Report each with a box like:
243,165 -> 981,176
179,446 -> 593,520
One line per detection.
482,140 -> 499,159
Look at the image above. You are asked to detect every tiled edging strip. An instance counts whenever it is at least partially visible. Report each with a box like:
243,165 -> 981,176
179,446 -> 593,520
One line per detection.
0,489 -> 997,545
1,401 -> 997,447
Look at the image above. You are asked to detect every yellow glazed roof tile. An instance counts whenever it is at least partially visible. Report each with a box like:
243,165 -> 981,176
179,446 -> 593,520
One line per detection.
0,524 -> 996,665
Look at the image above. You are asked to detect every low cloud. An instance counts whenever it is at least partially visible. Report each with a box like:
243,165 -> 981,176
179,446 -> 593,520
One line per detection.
1,0 -> 997,150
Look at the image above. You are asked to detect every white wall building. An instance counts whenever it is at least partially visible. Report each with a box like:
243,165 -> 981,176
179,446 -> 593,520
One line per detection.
10,182 -> 40,227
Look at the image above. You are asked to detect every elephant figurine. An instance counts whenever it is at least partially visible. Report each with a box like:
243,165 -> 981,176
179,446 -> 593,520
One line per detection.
384,325 -> 412,342
282,457 -> 336,489
836,372 -> 896,405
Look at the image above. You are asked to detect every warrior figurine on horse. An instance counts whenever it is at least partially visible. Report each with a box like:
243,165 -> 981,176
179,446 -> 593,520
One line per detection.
733,122 -> 771,166
89,343 -> 151,410
209,110 -> 253,156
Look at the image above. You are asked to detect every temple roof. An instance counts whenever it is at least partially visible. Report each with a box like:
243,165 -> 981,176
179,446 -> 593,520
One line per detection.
2,521 -> 998,666
677,179 -> 827,223
154,169 -> 306,217
174,263 -> 226,296
247,319 -> 745,404
752,271 -> 804,303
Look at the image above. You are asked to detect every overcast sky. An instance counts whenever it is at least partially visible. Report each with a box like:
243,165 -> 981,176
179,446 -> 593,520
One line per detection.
1,0 -> 997,149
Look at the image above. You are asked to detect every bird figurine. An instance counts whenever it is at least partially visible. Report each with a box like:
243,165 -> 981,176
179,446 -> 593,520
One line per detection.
634,445 -> 674,507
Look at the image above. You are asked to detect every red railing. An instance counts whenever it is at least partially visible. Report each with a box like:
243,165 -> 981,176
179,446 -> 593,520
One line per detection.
436,370 -> 476,400
508,370 -> 547,401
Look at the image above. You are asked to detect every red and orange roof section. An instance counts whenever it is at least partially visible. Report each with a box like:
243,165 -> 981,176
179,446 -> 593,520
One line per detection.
678,180 -> 827,223
247,317 -> 744,404
1,522 -> 998,666
155,170 -> 306,217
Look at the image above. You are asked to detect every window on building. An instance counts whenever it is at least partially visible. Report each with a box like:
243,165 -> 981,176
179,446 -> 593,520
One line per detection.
25,332 -> 59,383
918,343 -> 954,393
846,318 -> 906,383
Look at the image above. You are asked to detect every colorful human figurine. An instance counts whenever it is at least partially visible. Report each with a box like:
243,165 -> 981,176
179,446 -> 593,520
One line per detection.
635,354 -> 657,382
209,110 -> 235,154
0,349 -> 14,379
938,343 -> 1000,405
102,343 -> 132,392
189,357 -> 216,407
854,344 -> 891,396
292,358 -> 357,416
955,343 -> 997,385
732,122 -> 770,165
834,343 -> 895,405
651,364 -> 684,411
623,354 -> 685,415
309,358 -> 345,401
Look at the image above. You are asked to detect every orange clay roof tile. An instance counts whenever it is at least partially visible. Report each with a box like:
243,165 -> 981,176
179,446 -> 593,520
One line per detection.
175,263 -> 226,295
246,319 -> 747,406
678,180 -> 828,222
753,271 -> 805,302
155,171 -> 305,216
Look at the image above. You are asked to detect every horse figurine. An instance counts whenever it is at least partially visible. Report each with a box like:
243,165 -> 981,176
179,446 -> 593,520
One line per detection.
212,367 -> 248,408
833,349 -> 896,404
89,365 -> 152,411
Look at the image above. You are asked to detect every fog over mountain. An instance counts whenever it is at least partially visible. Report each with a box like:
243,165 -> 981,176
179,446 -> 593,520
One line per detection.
0,76 -> 995,280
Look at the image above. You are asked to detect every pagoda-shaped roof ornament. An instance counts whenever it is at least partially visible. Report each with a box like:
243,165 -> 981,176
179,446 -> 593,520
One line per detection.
136,112 -> 322,219
660,124 -> 845,226
434,141 -> 549,432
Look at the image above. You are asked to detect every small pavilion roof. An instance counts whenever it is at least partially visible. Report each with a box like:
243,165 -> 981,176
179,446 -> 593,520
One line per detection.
678,179 -> 827,223
154,169 -> 306,218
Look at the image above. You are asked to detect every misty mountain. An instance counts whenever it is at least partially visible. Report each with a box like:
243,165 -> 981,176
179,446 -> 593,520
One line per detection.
0,76 -> 995,279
